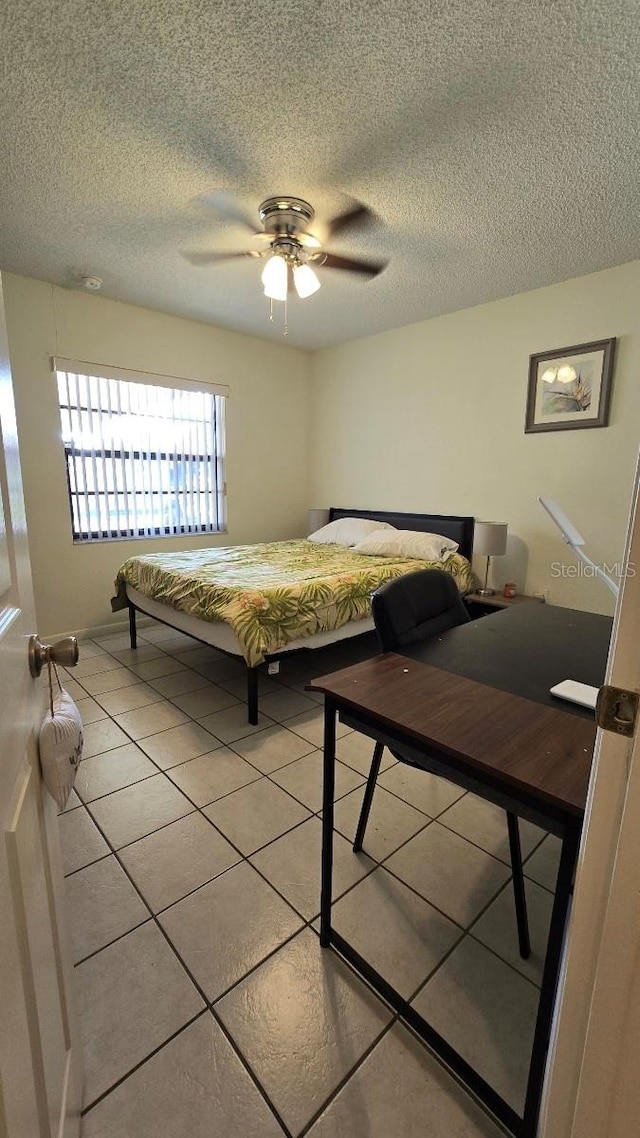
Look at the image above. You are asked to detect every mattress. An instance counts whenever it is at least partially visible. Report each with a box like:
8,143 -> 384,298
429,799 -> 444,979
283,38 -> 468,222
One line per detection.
125,583 -> 376,656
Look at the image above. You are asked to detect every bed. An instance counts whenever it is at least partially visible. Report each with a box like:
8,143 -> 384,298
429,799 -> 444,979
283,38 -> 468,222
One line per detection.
111,507 -> 476,722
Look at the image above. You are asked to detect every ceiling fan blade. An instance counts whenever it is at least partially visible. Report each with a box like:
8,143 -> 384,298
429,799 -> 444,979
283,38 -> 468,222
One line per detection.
195,190 -> 257,234
321,253 -> 388,277
296,230 -> 323,250
181,249 -> 253,266
325,203 -> 375,239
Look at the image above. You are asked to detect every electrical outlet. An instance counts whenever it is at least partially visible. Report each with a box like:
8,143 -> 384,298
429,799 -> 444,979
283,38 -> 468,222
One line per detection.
267,661 -> 280,675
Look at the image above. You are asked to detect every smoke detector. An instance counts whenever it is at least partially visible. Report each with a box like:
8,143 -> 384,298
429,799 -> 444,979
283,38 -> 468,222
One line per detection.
79,275 -> 102,291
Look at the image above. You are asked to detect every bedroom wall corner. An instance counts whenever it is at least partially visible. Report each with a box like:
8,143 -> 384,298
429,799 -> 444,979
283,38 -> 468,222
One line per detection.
308,260 -> 640,615
3,273 -> 312,637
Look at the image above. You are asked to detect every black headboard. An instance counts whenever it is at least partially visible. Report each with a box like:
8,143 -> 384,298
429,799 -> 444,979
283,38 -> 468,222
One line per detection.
329,507 -> 475,561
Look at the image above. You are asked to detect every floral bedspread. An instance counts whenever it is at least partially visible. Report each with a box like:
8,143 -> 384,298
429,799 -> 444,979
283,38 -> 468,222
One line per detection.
112,540 -> 475,667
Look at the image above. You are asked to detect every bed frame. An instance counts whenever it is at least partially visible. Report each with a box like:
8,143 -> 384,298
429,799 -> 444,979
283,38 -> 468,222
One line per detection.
125,508 -> 475,724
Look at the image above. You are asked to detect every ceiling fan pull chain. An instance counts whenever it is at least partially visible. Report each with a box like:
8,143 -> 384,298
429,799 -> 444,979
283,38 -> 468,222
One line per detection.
284,293 -> 288,337
268,297 -> 274,323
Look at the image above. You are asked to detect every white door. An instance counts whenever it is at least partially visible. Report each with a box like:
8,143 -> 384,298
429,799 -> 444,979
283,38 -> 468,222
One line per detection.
0,274 -> 82,1137
542,454 -> 640,1137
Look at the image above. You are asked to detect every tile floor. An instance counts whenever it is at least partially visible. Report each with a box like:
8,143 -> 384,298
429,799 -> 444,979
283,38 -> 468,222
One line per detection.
58,622 -> 562,1138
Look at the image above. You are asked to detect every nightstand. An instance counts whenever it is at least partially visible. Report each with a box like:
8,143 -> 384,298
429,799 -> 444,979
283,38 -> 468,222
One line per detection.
464,592 -> 545,620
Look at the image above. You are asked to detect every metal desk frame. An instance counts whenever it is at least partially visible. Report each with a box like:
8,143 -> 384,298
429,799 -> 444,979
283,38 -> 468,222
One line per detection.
315,613 -> 605,1138
316,696 -> 578,1133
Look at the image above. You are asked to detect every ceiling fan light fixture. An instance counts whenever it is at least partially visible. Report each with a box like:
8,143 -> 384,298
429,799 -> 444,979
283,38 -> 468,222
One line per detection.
261,253 -> 288,301
293,262 -> 321,298
182,193 -> 384,335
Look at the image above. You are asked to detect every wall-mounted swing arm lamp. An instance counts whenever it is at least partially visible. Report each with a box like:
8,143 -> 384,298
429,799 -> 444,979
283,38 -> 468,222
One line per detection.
473,521 -> 508,596
538,497 -> 619,598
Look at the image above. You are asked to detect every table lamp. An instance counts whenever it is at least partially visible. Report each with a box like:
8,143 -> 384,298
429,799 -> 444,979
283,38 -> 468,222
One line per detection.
474,521 -> 508,596
307,508 -> 330,535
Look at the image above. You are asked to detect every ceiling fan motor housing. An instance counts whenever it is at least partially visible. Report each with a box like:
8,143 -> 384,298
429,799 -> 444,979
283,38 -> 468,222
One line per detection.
259,197 -> 315,236
181,193 -> 382,279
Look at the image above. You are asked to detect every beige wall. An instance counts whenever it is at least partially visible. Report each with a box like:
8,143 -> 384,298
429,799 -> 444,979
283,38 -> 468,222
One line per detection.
5,261 -> 638,638
3,273 -> 311,637
309,261 -> 640,614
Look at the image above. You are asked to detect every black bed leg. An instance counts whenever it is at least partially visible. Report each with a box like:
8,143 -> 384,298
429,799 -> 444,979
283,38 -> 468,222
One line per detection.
128,603 -> 137,650
247,667 -> 259,725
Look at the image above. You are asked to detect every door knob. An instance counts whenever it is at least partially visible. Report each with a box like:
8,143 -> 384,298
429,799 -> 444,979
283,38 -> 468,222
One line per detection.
29,635 -> 79,678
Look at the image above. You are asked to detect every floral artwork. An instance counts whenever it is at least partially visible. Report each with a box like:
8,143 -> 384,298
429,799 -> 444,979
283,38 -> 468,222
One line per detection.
540,361 -> 592,415
525,339 -> 616,433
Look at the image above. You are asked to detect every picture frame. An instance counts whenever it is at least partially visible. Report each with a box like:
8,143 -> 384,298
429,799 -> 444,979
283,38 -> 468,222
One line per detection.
525,338 -> 616,434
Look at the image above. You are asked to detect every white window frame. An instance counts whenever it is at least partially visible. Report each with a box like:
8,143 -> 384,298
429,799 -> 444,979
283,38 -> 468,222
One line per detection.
53,358 -> 228,543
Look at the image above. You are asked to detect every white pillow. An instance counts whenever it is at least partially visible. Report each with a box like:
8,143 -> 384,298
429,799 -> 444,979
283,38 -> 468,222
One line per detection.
353,528 -> 459,561
308,516 -> 396,547
38,688 -> 84,810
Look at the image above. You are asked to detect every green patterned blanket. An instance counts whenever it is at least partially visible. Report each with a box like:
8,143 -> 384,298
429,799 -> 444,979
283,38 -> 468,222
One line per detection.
112,540 -> 475,667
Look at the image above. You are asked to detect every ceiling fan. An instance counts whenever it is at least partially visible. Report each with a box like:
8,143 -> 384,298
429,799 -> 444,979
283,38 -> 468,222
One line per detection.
181,195 -> 387,321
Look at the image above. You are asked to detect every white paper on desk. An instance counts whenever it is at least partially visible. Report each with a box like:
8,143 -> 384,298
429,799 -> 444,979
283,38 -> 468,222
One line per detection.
549,680 -> 598,710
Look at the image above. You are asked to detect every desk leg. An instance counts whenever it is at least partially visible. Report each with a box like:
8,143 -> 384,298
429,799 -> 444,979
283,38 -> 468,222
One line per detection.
353,741 -> 384,853
320,699 -> 337,948
522,819 -> 581,1137
507,812 -> 531,960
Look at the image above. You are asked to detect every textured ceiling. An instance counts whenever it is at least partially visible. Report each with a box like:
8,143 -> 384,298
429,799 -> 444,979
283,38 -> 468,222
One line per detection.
1,1 -> 639,349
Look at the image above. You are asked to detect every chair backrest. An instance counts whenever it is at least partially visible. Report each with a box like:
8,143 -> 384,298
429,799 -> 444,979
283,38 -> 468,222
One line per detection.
371,568 -> 470,651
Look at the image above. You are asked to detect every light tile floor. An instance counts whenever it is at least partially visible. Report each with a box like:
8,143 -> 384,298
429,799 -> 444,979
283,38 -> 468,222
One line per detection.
59,624 -> 562,1137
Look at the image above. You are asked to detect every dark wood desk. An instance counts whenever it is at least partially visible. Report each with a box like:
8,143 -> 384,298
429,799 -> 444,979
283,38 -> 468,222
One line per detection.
464,591 -> 544,619
399,603 -> 610,715
308,604 -> 612,1138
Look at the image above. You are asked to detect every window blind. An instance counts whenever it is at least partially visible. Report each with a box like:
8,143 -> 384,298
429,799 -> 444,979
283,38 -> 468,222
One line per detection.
54,359 -> 227,543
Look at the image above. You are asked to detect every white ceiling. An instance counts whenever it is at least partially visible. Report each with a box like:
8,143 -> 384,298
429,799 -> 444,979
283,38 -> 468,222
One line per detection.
1,1 -> 638,350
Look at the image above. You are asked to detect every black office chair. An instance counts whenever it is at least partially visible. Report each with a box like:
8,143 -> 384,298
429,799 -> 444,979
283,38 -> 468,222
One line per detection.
354,568 -> 531,959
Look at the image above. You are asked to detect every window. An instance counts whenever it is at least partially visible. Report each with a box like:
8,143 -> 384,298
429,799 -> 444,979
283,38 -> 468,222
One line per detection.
54,359 -> 227,543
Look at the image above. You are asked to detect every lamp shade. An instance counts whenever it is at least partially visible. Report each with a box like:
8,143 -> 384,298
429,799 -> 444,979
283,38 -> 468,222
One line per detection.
474,521 -> 508,557
307,508 -> 330,535
261,254 -> 288,301
293,262 -> 321,298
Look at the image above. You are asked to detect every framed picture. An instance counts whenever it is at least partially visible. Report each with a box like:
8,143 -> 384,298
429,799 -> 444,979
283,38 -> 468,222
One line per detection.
525,338 -> 616,434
